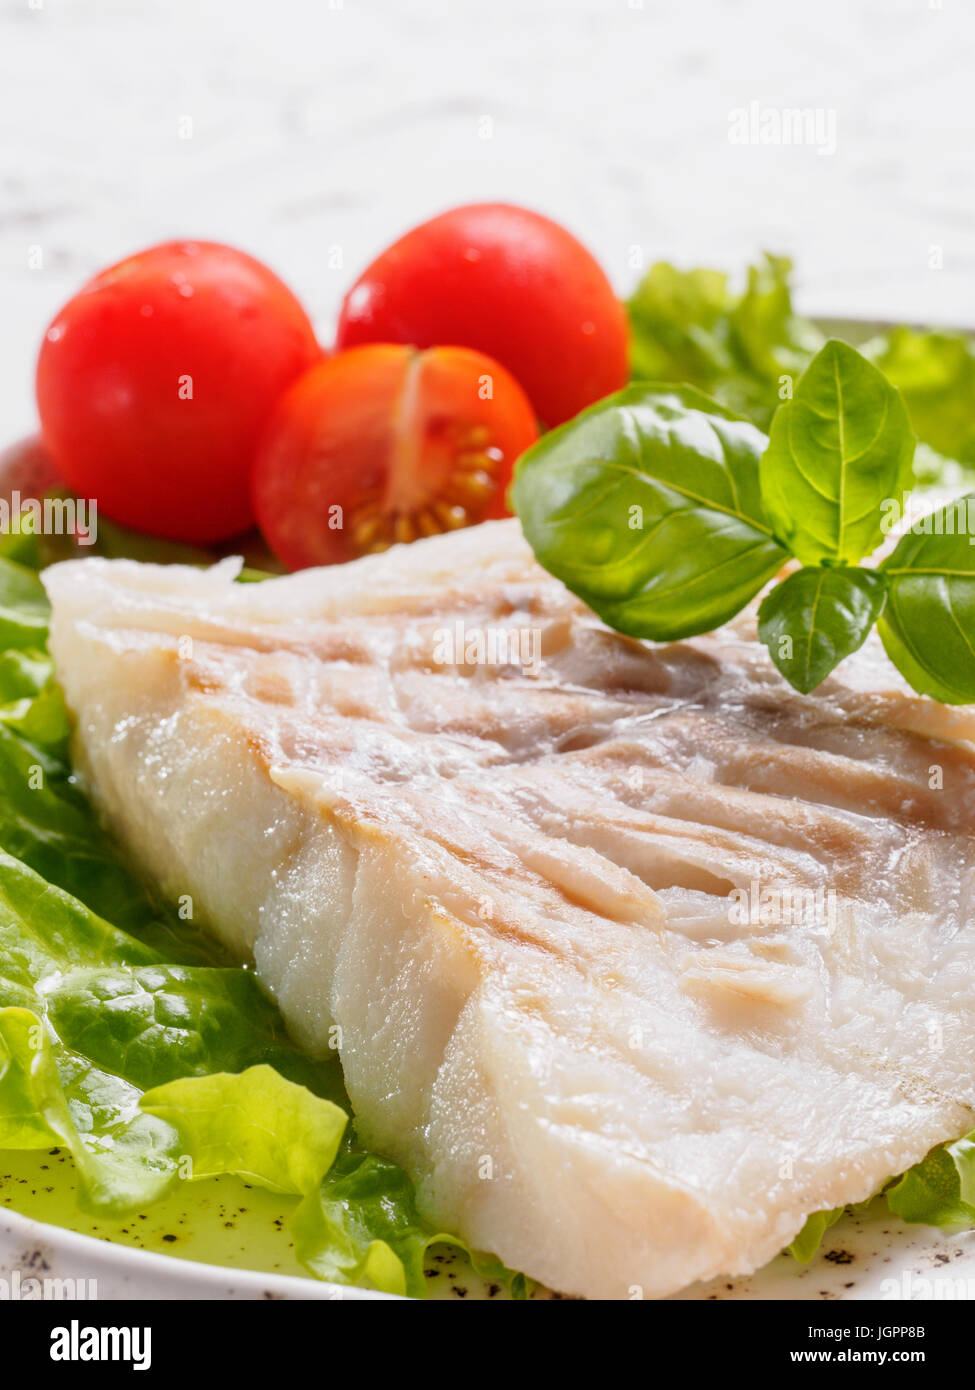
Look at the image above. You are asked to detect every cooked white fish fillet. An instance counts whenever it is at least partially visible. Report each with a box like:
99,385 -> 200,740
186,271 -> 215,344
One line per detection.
44,520 -> 975,1300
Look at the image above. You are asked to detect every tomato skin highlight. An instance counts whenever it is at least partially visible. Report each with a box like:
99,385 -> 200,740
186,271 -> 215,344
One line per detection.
252,344 -> 540,570
335,203 -> 629,427
36,240 -> 322,543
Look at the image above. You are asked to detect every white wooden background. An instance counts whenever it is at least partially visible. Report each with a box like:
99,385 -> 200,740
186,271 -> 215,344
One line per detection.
1,0 -> 973,440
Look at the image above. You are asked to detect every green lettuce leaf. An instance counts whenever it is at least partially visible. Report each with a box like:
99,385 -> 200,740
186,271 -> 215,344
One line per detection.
0,841 -> 514,1295
140,1065 -> 347,1193
788,1208 -> 845,1263
887,1131 -> 975,1226
293,1152 -> 524,1299
0,842 -> 339,1093
627,256 -> 975,493
627,254 -> 821,429
0,1005 -> 181,1213
0,556 -> 50,651
866,327 -> 975,468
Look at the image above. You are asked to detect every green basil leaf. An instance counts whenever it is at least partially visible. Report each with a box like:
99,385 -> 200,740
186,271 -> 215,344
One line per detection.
758,566 -> 887,694
878,494 -> 975,704
760,340 -> 915,565
511,384 -> 788,641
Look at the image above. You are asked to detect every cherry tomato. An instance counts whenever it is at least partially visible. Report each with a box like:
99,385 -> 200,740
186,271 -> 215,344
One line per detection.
36,241 -> 322,543
335,203 -> 629,427
252,344 -> 539,569
0,434 -> 58,505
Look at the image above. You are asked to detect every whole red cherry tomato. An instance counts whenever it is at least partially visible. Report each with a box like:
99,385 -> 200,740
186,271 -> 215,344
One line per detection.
36,240 -> 322,542
335,203 -> 629,427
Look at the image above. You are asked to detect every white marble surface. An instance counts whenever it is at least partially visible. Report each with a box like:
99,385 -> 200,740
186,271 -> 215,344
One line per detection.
1,0 -> 973,440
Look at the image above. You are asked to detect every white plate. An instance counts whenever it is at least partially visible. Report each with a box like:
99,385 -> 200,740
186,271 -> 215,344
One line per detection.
3,1157 -> 974,1301
0,1206 -> 373,1301
0,1150 -> 520,1301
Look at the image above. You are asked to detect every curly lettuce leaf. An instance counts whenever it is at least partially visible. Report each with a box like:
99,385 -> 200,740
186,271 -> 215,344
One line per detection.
140,1065 -> 347,1194
886,1131 -> 975,1227
790,1138 -> 975,1266
0,845 -> 330,1094
0,1006 -> 181,1213
0,555 -> 50,651
293,1152 -> 524,1299
788,1208 -> 846,1263
0,844 -> 514,1295
866,327 -> 975,468
627,257 -> 975,493
139,1075 -> 520,1298
627,254 -> 821,429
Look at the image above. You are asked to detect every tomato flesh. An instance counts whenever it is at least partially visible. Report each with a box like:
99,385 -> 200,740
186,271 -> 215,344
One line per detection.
335,203 -> 629,426
36,240 -> 322,543
252,344 -> 539,569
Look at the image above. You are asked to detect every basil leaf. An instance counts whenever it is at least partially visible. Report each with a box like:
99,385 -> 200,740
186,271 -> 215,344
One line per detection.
511,384 -> 788,641
758,566 -> 887,694
878,494 -> 975,703
760,340 -> 915,565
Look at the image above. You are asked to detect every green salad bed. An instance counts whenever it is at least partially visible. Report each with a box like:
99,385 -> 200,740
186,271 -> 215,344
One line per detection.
0,523 -> 521,1297
4,255 -> 975,1292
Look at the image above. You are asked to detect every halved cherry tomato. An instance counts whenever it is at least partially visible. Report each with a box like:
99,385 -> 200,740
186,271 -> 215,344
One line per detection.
335,203 -> 629,426
252,344 -> 539,569
36,240 -> 322,543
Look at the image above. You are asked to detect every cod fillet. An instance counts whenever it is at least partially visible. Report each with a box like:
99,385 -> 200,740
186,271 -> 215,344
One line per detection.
43,520 -> 975,1299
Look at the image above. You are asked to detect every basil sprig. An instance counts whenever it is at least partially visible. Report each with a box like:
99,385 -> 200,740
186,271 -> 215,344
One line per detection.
512,340 -> 975,702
